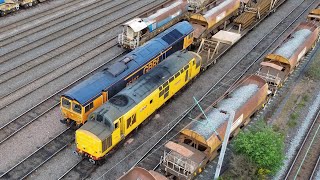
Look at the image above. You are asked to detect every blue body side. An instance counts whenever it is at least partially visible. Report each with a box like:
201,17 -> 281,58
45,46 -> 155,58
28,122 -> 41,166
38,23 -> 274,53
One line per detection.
148,16 -> 175,32
62,21 -> 193,106
0,0 -> 5,4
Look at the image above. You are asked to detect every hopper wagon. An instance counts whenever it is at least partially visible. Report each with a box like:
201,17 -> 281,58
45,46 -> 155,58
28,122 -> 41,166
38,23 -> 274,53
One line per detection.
189,0 -> 241,44
118,167 -> 167,180
256,22 -> 319,93
160,75 -> 269,180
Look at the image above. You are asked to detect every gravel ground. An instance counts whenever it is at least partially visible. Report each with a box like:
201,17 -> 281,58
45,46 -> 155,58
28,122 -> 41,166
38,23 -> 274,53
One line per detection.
0,0 -> 313,178
0,0 -> 167,176
0,0 -> 165,126
273,86 -> 320,179
26,144 -> 80,180
0,0 -> 112,56
0,0 -> 75,28
271,45 -> 320,179
88,0 -> 310,179
0,45 -> 121,172
0,0 -> 99,40
0,106 -> 66,173
0,0 -> 142,97
316,167 -> 320,180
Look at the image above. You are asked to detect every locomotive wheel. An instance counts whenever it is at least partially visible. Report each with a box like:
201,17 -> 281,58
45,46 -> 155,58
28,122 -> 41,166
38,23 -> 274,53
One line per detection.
89,159 -> 96,165
0,11 -> 5,16
29,2 -> 33,6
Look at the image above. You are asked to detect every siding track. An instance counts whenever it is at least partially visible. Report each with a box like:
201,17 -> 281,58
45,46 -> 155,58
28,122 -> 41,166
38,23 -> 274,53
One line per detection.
96,0 -> 318,179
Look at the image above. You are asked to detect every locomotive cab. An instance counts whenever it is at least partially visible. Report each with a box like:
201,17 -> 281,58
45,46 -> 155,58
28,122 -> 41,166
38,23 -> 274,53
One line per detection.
60,90 -> 108,127
118,18 -> 152,49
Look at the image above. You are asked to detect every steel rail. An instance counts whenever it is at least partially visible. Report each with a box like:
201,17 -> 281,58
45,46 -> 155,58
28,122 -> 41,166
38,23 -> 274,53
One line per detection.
126,0 -> 317,174
0,0 -> 171,178
285,110 -> 320,180
0,49 -> 125,144
309,155 -> 320,180
0,0 -> 110,51
0,0 -> 131,64
0,128 -> 73,179
0,0 -> 166,108
0,0 -> 102,39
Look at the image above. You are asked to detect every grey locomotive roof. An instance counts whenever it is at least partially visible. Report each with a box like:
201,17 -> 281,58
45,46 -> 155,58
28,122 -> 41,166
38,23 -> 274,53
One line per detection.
88,51 -> 195,137
189,84 -> 259,139
80,120 -> 112,140
274,29 -> 312,60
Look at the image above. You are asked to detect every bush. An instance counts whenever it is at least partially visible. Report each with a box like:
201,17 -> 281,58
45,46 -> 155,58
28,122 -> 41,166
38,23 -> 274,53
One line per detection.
233,122 -> 285,175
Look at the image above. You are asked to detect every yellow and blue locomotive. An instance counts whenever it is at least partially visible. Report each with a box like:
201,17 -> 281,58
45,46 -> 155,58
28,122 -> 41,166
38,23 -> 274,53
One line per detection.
60,21 -> 194,126
75,50 -> 202,163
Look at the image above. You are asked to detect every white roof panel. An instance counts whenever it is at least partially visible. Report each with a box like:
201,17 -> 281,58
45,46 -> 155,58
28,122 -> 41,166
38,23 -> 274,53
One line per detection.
123,18 -> 154,32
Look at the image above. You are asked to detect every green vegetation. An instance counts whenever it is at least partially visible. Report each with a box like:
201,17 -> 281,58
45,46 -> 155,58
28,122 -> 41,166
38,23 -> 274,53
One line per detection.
230,121 -> 285,178
306,52 -> 320,80
290,112 -> 298,121
287,118 -> 297,128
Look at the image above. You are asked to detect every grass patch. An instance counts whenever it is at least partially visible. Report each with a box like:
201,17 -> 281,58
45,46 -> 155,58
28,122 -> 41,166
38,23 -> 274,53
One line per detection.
287,118 -> 298,128
287,112 -> 299,128
306,52 -> 320,80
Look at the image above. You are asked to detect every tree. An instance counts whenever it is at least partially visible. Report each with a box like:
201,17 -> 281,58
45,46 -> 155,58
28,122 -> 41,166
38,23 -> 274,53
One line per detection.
232,121 -> 285,176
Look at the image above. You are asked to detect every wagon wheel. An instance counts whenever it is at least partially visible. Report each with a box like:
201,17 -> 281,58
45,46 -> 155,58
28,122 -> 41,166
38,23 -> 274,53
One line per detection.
0,11 -> 5,16
29,2 -> 33,7
15,6 -> 19,11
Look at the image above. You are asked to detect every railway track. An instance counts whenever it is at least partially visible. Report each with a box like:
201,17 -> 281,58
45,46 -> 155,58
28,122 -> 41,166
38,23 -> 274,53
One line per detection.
285,110 -> 320,180
0,2 -> 154,102
0,50 -> 124,144
0,0 -> 170,178
0,0 -> 168,109
0,0 -> 99,40
0,0 -> 108,51
0,128 -> 74,179
58,159 -> 98,180
0,0 -> 128,62
96,0 -> 318,179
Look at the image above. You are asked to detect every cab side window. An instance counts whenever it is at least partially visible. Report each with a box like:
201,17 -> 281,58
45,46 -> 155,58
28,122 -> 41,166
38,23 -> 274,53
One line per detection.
73,104 -> 82,114
61,98 -> 71,109
114,122 -> 119,129
85,102 -> 94,113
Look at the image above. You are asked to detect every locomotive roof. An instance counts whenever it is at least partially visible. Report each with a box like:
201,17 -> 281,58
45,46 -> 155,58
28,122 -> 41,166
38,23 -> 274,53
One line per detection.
84,51 -> 194,138
102,51 -> 193,123
124,0 -> 186,32
62,21 -> 193,106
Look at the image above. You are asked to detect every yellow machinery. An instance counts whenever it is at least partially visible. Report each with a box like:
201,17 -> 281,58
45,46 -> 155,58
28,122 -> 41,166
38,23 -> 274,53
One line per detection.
75,50 -> 202,163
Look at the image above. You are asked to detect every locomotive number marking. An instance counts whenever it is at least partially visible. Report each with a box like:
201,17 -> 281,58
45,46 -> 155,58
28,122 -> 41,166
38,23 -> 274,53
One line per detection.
143,58 -> 160,74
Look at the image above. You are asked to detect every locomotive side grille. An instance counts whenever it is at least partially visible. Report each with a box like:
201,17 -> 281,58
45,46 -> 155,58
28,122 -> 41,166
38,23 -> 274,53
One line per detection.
102,136 -> 112,152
